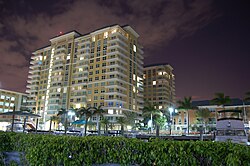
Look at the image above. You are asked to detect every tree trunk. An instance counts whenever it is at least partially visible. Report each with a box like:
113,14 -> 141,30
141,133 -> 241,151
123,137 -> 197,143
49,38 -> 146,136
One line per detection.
49,120 -> 52,134
105,124 -> 108,135
97,114 -> 100,136
150,113 -> 153,134
187,110 -> 190,135
35,118 -> 38,134
121,124 -> 124,136
23,117 -> 27,133
64,114 -> 68,135
84,119 -> 88,136
156,125 -> 160,137
11,107 -> 16,132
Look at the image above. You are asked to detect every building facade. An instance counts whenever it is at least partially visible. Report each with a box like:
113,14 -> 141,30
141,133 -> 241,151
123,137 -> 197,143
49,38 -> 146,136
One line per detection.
26,25 -> 144,128
173,99 -> 250,134
143,63 -> 175,110
0,89 -> 28,130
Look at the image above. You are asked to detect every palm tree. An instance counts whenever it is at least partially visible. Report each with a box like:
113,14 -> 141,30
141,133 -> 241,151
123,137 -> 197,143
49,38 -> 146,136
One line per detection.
243,92 -> 250,122
196,108 -> 212,140
92,106 -> 106,135
19,107 -> 31,133
143,101 -> 161,136
57,108 -> 68,135
49,115 -> 59,133
76,107 -> 92,136
210,93 -> 231,109
244,92 -> 250,102
177,96 -> 196,135
211,93 -> 231,122
116,117 -> 127,136
101,117 -> 110,135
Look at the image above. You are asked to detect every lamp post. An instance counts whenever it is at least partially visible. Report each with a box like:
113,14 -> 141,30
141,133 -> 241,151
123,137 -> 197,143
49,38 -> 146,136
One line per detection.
168,107 -> 174,135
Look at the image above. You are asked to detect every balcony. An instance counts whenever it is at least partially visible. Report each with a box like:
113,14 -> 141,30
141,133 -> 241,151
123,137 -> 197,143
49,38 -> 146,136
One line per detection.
26,89 -> 38,93
75,62 -> 88,68
53,57 -> 65,63
55,46 -> 66,53
54,51 -> 66,58
77,46 -> 90,52
109,32 -> 128,43
51,68 -> 64,73
28,74 -> 40,78
26,84 -> 39,88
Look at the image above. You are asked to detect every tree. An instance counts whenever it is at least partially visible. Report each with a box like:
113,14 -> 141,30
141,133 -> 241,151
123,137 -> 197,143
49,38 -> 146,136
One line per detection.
177,96 -> 196,135
57,108 -> 68,135
101,117 -> 110,135
243,92 -> 250,122
244,92 -> 250,102
49,115 -> 59,133
211,93 -> 231,109
196,108 -> 212,140
76,107 -> 92,136
116,117 -> 127,136
92,106 -> 106,136
19,107 -> 31,133
143,101 -> 161,136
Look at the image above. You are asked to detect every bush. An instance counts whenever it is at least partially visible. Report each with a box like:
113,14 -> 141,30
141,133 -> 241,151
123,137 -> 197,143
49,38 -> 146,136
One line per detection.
0,132 -> 249,166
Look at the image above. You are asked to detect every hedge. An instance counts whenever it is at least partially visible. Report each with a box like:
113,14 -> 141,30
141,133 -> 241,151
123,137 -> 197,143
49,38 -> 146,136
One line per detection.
0,132 -> 250,166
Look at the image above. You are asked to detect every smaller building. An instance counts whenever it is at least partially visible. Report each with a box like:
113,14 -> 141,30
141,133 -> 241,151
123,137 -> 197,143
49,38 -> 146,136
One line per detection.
143,63 -> 176,110
173,98 -> 250,134
0,89 -> 28,131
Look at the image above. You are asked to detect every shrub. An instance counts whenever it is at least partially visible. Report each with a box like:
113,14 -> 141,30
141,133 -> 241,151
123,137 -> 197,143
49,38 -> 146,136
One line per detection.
0,132 -> 249,165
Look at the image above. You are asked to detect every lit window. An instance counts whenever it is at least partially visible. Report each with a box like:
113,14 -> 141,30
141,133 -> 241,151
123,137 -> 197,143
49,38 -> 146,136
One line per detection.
67,55 -> 70,60
79,68 -> 83,72
80,57 -> 84,60
11,97 -> 15,101
158,72 -> 162,75
133,45 -> 137,52
1,95 -> 5,99
153,81 -> 156,85
92,36 -> 95,42
159,106 -> 162,109
108,109 -> 114,114
111,29 -> 117,34
104,32 -> 108,38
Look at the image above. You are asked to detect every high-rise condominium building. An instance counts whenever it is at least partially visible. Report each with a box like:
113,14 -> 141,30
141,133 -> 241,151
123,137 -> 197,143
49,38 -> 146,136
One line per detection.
26,25 -> 144,128
143,63 -> 175,110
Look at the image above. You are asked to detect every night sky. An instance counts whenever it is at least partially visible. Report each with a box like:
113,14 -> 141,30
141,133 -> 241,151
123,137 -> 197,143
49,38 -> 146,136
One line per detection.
0,0 -> 249,101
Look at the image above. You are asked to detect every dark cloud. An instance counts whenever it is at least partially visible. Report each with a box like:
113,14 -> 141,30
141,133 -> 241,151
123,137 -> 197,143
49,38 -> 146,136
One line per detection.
0,0 -> 221,97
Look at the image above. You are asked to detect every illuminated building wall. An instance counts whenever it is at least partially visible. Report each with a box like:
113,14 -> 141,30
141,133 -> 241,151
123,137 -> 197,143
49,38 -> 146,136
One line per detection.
26,25 -> 144,127
143,64 -> 176,110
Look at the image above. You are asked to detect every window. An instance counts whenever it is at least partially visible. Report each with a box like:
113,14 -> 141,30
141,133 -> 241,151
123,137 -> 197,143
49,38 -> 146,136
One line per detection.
102,76 -> 106,79
100,96 -> 104,100
153,81 -> 156,85
101,82 -> 105,86
90,59 -> 94,63
90,66 -> 93,69
102,56 -> 106,60
94,83 -> 99,87
94,90 -> 98,94
95,70 -> 99,74
96,64 -> 100,68
102,63 -> 106,67
96,58 -> 100,62
95,77 -> 99,80
94,96 -> 98,100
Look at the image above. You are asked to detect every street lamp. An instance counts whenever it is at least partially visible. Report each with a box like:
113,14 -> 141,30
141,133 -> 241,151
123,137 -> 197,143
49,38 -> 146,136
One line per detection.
168,107 -> 174,135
